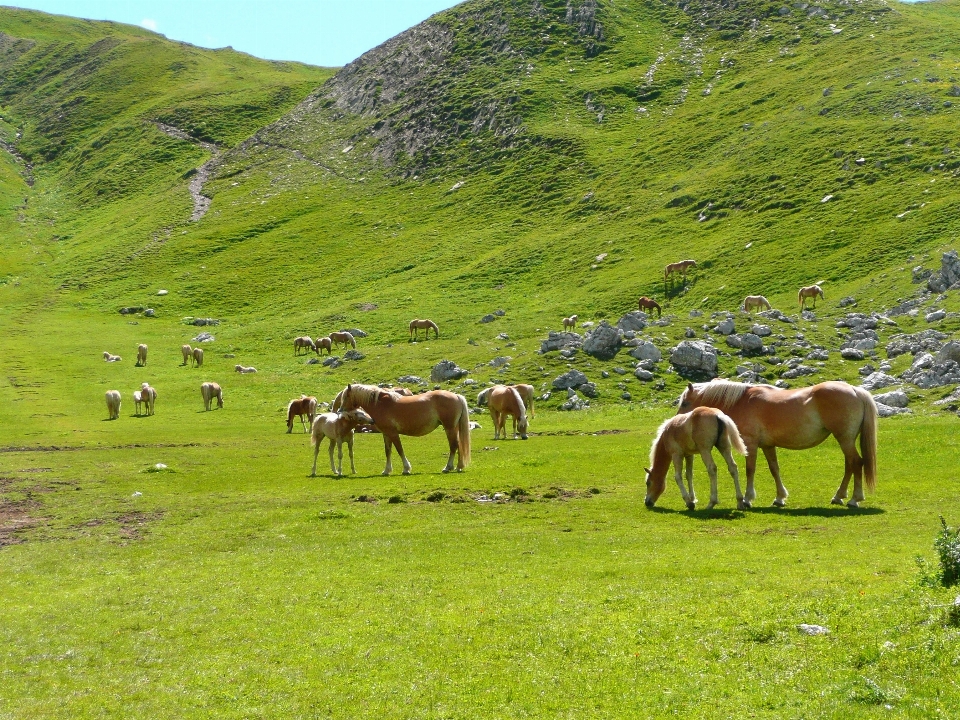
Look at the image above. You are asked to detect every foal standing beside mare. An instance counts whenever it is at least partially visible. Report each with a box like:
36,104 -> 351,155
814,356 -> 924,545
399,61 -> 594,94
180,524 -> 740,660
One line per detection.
310,409 -> 375,476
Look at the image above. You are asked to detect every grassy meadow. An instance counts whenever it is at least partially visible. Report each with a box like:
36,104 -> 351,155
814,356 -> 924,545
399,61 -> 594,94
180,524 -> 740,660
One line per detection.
2,0 -> 960,716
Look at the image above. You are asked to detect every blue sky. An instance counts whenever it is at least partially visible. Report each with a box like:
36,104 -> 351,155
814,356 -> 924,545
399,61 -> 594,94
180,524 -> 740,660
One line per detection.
9,1 -> 465,66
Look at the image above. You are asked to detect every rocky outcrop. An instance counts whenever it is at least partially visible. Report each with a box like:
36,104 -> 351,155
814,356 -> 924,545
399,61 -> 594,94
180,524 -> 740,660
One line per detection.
861,372 -> 899,391
926,250 -> 960,292
617,311 -> 648,332
430,360 -> 467,382
552,369 -> 588,390
581,321 -> 621,360
886,330 -> 948,358
540,331 -> 583,354
670,341 -> 718,379
901,352 -> 960,389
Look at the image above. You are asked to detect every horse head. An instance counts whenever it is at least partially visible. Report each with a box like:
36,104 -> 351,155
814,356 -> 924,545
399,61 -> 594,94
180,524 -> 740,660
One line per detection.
346,408 -> 374,426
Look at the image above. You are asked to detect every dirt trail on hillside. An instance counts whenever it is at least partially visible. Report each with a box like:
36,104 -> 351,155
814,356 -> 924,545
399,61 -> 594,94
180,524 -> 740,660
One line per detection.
0,137 -> 34,187
153,122 -> 220,221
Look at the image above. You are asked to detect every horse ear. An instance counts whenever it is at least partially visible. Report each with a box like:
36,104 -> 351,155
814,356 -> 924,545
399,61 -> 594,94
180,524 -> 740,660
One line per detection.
644,467 -> 651,476
687,383 -> 694,392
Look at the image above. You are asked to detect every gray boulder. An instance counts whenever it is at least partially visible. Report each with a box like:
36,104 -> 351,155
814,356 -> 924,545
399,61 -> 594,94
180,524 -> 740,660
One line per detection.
579,382 -> 599,398
670,341 -> 718,379
927,250 -> 960,292
344,349 -> 365,361
861,372 -> 899,391
925,309 -> 946,323
343,328 -> 368,338
806,349 -> 829,361
398,375 -> 425,384
430,360 -> 468,382
873,389 -> 908,408
119,306 -> 144,315
937,341 -> 960,364
634,368 -> 654,381
494,309 -> 506,317
751,324 -> 772,337
560,392 -> 589,411
628,341 -> 662,363
740,333 -> 764,354
781,365 -> 816,379
839,297 -> 857,307
192,332 -> 215,343
725,334 -> 743,349
489,356 -> 511,367
841,348 -> 864,361
322,356 -> 342,368
714,318 -> 736,335
617,311 -> 648,332
540,331 -> 583,353
684,327 -> 697,338
480,314 -> 497,323
144,308 -> 155,317
582,321 -> 621,360
552,369 -> 588,390
876,403 -> 911,417
193,318 -> 220,326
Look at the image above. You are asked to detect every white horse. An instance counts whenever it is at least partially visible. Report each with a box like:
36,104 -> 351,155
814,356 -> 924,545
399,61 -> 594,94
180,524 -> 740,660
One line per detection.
310,409 -> 375,476
562,314 -> 578,330
743,295 -> 772,313
181,344 -> 192,365
200,382 -> 223,410
136,343 -> 148,367
192,347 -> 204,368
140,383 -> 157,415
235,364 -> 257,373
103,352 -> 122,362
133,390 -> 143,416
105,390 -> 121,420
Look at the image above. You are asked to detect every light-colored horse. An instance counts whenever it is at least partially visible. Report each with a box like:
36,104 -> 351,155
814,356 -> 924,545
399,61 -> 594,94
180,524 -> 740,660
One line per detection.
294,336 -> 317,355
133,390 -> 143,416
103,352 -> 122,362
638,297 -> 662,318
105,390 -> 121,420
201,382 -> 223,411
181,344 -> 192,365
140,383 -> 157,415
331,385 -> 412,411
235,364 -> 257,373
409,319 -> 439,340
644,406 -> 747,510
743,295 -> 772,313
678,380 -> 878,508
310,409 -> 375,476
315,337 -> 333,355
562,314 -> 578,330
798,284 -> 824,309
477,384 -> 535,418
286,395 -> 318,433
665,259 -> 697,284
136,343 -> 148,367
488,385 -> 529,440
329,331 -> 356,350
192,347 -> 204,368
337,384 -> 470,475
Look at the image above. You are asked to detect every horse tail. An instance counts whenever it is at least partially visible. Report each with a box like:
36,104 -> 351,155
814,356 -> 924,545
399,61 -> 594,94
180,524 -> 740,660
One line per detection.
456,393 -> 471,468
855,387 -> 878,492
431,321 -> 439,336
350,335 -> 356,348
719,413 -> 748,455
798,288 -> 803,307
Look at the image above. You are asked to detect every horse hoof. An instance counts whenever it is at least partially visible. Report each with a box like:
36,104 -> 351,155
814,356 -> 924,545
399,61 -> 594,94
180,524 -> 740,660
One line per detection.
772,499 -> 786,508
686,502 -> 696,511
830,497 -> 844,506
441,468 -> 450,474
402,470 -> 412,476
737,501 -> 748,511
847,500 -> 860,508
707,502 -> 717,510
381,471 -> 391,477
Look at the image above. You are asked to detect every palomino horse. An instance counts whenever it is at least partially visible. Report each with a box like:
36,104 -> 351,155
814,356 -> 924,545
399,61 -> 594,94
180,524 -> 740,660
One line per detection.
235,364 -> 257,373
677,380 -> 878,508
140,383 -> 157,415
798,284 -> 824,309
315,337 -> 333,355
105,390 -> 122,420
743,295 -> 772,313
644,406 -> 747,511
331,385 -> 412,412
562,314 -> 578,330
181,345 -> 192,366
329,331 -> 356,350
638,296 -> 662,318
133,390 -> 143,416
103,352 -> 122,362
201,382 -> 223,411
310,409 -> 375,476
192,347 -> 204,368
136,344 -> 148,367
664,259 -> 697,284
286,395 -> 317,433
477,384 -> 535,417
409,319 -> 439,340
487,385 -> 529,440
336,384 -> 471,475
294,336 -> 317,355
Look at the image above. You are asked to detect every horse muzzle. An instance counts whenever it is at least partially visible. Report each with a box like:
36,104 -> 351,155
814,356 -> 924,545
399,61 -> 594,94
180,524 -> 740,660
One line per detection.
644,496 -> 655,508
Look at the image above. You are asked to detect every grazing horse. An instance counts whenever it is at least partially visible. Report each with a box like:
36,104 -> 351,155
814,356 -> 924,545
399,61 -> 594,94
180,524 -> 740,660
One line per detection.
200,382 -> 223,411
409,319 -> 439,340
329,331 -> 356,350
638,296 -> 662,318
140,383 -> 157,416
286,395 -> 318,433
136,344 -> 148,367
181,345 -> 192,366
133,390 -> 143,416
294,336 -> 317,355
743,295 -> 772,313
336,384 -> 471,475
798,284 -> 825,309
644,406 -> 747,510
103,352 -> 122,362
562,314 -> 578,330
310,409 -> 375,476
677,380 -> 878,508
477,384 -> 535,417
488,385 -> 529,440
192,347 -> 204,368
664,259 -> 697,284
315,336 -> 333,355
235,364 -> 257,374
105,390 -> 122,420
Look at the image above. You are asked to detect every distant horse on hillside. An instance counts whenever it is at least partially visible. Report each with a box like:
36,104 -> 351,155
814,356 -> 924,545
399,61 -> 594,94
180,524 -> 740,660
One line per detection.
103,352 -> 122,362
136,344 -> 148,367
140,383 -> 157,416
315,336 -> 333,355
235,364 -> 257,374
677,380 -> 877,508
329,331 -> 356,350
487,385 -> 529,440
798,284 -> 824,309
294,336 -> 317,355
133,390 -> 143,416
181,345 -> 192,366
192,347 -> 204,368
336,384 -> 470,475
743,295 -> 772,313
310,409 -> 375,477
286,395 -> 317,433
664,259 -> 697,285
200,382 -> 223,411
644,406 -> 746,511
638,296 -> 662,318
562,314 -> 578,330
409,319 -> 439,340
105,390 -> 122,420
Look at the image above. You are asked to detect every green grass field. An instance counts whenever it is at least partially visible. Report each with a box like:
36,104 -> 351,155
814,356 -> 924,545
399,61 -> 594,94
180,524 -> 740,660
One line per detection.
3,0 -> 960,716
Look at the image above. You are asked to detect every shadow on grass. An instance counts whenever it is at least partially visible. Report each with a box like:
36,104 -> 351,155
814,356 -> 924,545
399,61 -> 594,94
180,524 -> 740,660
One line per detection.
646,504 -> 884,520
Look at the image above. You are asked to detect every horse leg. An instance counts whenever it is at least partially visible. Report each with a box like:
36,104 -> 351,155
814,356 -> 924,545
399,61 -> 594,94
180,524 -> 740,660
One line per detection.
684,455 -> 696,506
743,447 -> 758,508
674,455 -> 694,510
326,436 -> 337,475
336,438 -> 344,476
381,434 -> 394,476
442,421 -> 459,473
833,435 -> 864,507
393,436 -> 412,475
700,448 -> 719,509
311,436 -> 323,477
721,447 -> 746,510
490,408 -> 499,440
762,446 -> 789,507
347,434 -> 356,474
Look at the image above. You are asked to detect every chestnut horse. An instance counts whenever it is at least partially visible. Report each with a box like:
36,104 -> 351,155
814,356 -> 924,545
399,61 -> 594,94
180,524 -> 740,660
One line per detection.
286,395 -> 317,433
315,336 -> 333,355
336,384 -> 471,475
677,380 -> 877,508
310,409 -> 375,476
644,406 -> 747,510
798,285 -> 824,309
638,296 -> 662,318
562,314 -> 578,330
331,385 -> 412,412
477,384 -> 535,417
664,259 -> 697,284
743,295 -> 772,313
487,385 -> 529,440
409,319 -> 439,340
329,331 -> 356,350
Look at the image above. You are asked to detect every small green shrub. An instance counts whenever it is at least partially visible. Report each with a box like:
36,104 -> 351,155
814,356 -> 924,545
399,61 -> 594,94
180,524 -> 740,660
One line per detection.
317,510 -> 349,520
387,495 -> 405,504
934,516 -> 960,587
425,491 -> 445,502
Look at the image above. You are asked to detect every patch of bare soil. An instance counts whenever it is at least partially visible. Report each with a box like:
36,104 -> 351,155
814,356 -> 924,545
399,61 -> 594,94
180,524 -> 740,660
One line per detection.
153,122 -> 220,221
0,494 -> 41,546
530,429 -> 630,437
0,442 -> 207,453
115,511 -> 163,541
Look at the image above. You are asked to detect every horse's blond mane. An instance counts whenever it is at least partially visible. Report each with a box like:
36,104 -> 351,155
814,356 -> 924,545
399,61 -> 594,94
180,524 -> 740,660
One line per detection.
345,383 -> 387,406
692,380 -> 749,411
649,415 -> 676,468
